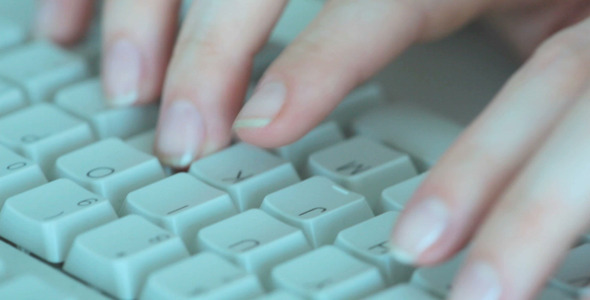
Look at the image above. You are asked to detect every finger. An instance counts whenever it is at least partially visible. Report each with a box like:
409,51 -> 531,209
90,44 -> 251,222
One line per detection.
35,0 -> 94,45
390,17 -> 590,266
449,72 -> 590,300
154,0 -> 288,168
102,0 -> 181,107
233,0 -> 494,147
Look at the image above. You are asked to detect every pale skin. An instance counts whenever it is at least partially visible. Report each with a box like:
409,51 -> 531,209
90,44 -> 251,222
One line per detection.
35,0 -> 590,299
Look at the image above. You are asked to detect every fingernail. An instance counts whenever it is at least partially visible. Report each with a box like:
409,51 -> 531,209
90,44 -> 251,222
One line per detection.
104,39 -> 141,107
450,261 -> 502,300
35,0 -> 59,39
156,100 -> 204,168
390,197 -> 449,264
233,80 -> 286,129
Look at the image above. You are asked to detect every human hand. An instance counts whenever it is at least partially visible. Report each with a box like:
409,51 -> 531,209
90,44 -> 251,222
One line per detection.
37,0 -> 590,299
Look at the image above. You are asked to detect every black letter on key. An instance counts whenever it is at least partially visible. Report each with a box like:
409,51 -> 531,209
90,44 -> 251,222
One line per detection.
86,167 -> 115,178
336,160 -> 371,175
6,162 -> 27,171
299,207 -> 327,218
228,239 -> 260,252
222,170 -> 254,183
367,241 -> 389,255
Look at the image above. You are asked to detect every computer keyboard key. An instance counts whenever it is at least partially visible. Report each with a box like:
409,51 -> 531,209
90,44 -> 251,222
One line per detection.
308,136 -> 417,213
550,244 -> 590,295
189,143 -> 300,211
274,121 -> 344,176
0,41 -> 89,103
56,138 -> 166,210
271,246 -> 385,299
0,145 -> 47,205
261,177 -> 373,248
254,290 -> 305,300
126,129 -> 156,155
381,173 -> 428,211
0,179 -> 117,263
64,215 -> 189,300
365,284 -> 439,300
326,83 -> 385,134
0,240 -> 109,299
0,103 -> 95,177
411,251 -> 466,298
55,79 -> 159,139
141,252 -> 264,300
352,102 -> 463,171
0,275 -> 72,299
335,211 -> 413,284
0,79 -> 25,116
197,209 -> 311,288
0,18 -> 26,50
122,173 -> 237,252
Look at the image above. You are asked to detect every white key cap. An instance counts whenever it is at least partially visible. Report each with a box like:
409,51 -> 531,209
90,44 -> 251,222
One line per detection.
55,79 -> 158,139
272,246 -> 385,299
308,136 -> 417,213
0,103 -> 95,177
197,209 -> 311,288
189,143 -> 300,211
326,83 -> 385,134
126,129 -> 155,155
0,240 -> 109,299
261,177 -> 373,247
274,121 -> 344,176
551,244 -> 590,294
0,179 -> 117,263
64,215 -> 190,300
122,173 -> 237,252
353,102 -> 463,171
0,18 -> 26,50
255,290 -> 305,300
0,145 -> 47,205
335,211 -> 413,284
0,275 -> 72,299
56,138 -> 166,210
0,78 -> 25,116
0,41 -> 89,103
141,252 -> 264,300
411,251 -> 466,298
381,173 -> 428,211
365,284 -> 439,300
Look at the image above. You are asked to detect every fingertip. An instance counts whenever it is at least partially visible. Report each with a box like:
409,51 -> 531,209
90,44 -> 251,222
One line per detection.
154,99 -> 204,169
35,0 -> 93,46
102,38 -> 142,106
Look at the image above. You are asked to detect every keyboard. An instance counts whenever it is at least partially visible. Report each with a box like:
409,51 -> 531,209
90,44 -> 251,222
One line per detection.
0,2 -> 587,300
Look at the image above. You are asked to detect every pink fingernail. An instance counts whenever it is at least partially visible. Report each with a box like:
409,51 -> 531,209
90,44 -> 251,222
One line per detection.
156,100 -> 204,168
104,39 -> 141,107
35,0 -> 59,38
390,197 -> 449,264
233,80 -> 286,129
450,261 -> 502,300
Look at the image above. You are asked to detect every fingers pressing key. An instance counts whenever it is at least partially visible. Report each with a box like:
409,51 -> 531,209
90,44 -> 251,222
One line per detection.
154,0 -> 288,168
102,0 -> 181,107
233,0 -> 495,148
390,16 -> 590,299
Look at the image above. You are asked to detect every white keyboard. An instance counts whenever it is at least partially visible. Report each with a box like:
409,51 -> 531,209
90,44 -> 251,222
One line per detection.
0,2 -> 585,300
